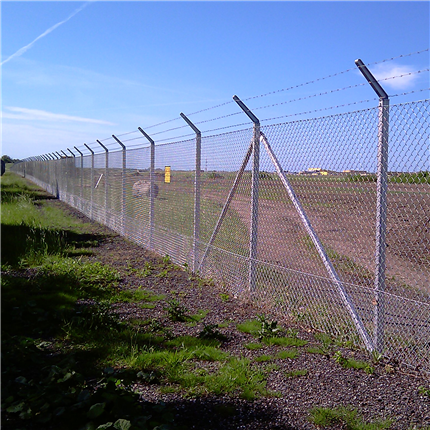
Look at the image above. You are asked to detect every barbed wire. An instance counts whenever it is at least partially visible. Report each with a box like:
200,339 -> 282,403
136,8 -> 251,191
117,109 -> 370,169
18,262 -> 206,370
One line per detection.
259,98 -> 378,124
251,68 -> 429,113
149,123 -> 190,137
75,50 -> 430,147
370,48 -> 429,66
391,87 -> 430,98
184,49 -> 429,119
143,116 -> 183,130
116,129 -> 140,138
153,132 -> 196,144
194,122 -> 254,137
29,50 -> 429,157
186,100 -> 235,117
121,135 -> 146,143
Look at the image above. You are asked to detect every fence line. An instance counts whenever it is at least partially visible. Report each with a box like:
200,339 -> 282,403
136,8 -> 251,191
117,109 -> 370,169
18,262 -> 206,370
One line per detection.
12,62 -> 430,373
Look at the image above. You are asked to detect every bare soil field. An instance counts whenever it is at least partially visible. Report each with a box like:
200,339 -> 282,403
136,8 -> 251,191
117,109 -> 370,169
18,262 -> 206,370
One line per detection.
202,178 -> 430,301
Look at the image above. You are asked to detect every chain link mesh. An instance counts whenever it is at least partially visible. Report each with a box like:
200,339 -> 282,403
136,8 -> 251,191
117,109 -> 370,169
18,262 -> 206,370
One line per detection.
11,99 -> 430,373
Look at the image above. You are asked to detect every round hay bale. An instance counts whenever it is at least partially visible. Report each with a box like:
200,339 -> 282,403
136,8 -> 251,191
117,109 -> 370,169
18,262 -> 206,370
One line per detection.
132,180 -> 159,198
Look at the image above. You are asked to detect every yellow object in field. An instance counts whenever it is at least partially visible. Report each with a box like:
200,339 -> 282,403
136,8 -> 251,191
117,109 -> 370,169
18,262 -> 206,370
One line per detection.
165,166 -> 171,183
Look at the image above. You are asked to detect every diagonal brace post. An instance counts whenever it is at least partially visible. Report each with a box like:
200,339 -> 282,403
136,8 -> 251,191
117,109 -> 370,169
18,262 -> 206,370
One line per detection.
260,131 -> 375,352
198,141 -> 254,272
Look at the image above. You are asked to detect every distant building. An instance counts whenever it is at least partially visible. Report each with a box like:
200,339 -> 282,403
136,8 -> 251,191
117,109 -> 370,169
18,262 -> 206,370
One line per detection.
298,167 -> 335,176
343,169 -> 369,175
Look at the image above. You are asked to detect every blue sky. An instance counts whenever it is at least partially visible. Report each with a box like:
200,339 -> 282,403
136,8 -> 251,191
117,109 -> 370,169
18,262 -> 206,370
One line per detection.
1,1 -> 429,160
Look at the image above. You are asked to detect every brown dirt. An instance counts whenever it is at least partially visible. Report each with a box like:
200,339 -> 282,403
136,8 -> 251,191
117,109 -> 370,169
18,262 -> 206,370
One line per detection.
54,199 -> 430,430
204,179 -> 430,301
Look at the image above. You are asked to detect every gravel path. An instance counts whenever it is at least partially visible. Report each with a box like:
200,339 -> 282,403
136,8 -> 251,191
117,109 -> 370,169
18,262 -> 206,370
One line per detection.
57,201 -> 430,429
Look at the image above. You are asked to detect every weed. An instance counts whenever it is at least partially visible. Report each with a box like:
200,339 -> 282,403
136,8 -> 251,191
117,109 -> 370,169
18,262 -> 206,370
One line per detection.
285,328 -> 299,338
255,354 -> 274,362
334,351 -> 374,374
165,335 -> 221,349
218,321 -> 230,328
196,357 -> 269,399
237,319 -> 261,336
315,332 -> 335,349
307,346 -> 328,356
263,362 -> 280,372
384,364 -> 395,374
164,299 -> 191,322
371,350 -> 384,364
309,405 -> 392,429
285,369 -> 308,378
244,342 -> 264,350
237,316 -> 283,340
418,386 -> 430,397
198,324 -> 228,342
191,346 -> 229,362
189,309 -> 210,323
276,349 -> 299,360
156,269 -> 169,278
219,293 -> 230,302
257,314 -> 282,339
263,337 -> 308,347
135,262 -> 153,277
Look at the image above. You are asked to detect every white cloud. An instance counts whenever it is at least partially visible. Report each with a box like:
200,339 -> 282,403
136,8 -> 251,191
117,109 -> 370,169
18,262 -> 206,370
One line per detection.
3,106 -> 116,125
371,63 -> 420,91
1,2 -> 91,66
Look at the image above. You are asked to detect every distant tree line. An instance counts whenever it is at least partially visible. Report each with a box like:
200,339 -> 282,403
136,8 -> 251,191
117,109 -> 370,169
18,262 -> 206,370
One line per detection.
1,155 -> 21,163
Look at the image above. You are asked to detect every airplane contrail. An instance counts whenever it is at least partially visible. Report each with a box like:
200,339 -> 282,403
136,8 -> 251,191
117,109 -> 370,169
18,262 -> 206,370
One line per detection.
1,2 -> 91,66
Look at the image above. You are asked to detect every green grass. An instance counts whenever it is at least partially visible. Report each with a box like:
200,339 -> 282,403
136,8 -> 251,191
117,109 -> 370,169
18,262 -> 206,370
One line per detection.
388,171 -> 429,184
285,369 -> 308,378
309,406 -> 392,429
244,342 -> 264,350
334,351 -> 374,374
307,346 -> 327,355
276,349 -> 300,359
255,354 -> 274,362
262,336 -> 308,347
237,319 -> 262,335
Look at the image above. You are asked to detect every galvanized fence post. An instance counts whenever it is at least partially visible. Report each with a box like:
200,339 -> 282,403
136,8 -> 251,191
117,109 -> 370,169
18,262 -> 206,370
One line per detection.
50,153 -> 59,198
138,127 -> 156,250
61,151 -> 70,195
74,146 -> 84,202
233,95 -> 260,294
112,135 -> 127,236
180,113 -> 201,273
96,140 -> 109,225
355,59 -> 390,354
84,144 -> 95,220
67,148 -> 76,202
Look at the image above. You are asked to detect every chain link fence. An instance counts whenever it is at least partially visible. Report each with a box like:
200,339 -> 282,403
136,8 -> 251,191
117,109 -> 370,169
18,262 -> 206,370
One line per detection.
12,99 -> 430,373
